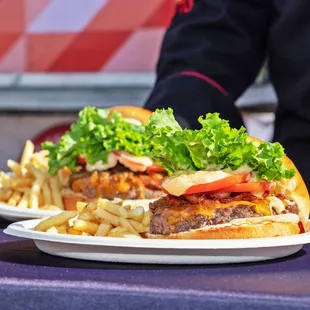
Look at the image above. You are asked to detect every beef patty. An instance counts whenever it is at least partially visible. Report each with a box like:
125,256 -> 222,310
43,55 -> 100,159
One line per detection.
149,195 -> 299,235
70,164 -> 165,200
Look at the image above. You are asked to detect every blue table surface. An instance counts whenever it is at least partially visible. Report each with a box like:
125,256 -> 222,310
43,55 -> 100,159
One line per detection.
1,219 -> 310,310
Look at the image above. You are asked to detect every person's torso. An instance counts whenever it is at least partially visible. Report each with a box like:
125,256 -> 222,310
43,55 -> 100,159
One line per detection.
269,0 -> 310,112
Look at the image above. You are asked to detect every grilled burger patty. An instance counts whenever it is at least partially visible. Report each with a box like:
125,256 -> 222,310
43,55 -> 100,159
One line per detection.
70,164 -> 165,200
149,194 -> 299,235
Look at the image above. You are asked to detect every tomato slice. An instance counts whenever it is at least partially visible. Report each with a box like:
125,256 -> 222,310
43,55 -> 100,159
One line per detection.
77,155 -> 87,165
218,181 -> 276,193
184,174 -> 247,195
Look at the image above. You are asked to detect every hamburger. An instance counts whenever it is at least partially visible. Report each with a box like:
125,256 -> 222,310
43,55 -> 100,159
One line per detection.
145,108 -> 310,239
43,106 -> 166,210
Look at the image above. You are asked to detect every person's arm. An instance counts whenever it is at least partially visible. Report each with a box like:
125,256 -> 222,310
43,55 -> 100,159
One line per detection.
145,0 -> 271,128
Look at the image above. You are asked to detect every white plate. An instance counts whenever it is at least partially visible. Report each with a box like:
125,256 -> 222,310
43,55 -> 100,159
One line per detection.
0,202 -> 61,222
4,219 -> 310,264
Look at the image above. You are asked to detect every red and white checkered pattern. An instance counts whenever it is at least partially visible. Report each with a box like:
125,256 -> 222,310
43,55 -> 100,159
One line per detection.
0,0 -> 175,72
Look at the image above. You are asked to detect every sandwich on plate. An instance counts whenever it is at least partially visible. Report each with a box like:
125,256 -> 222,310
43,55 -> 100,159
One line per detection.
145,108 -> 310,239
43,106 -> 166,210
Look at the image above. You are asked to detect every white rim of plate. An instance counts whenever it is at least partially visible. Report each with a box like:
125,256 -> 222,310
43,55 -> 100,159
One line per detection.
4,219 -> 310,250
0,202 -> 61,218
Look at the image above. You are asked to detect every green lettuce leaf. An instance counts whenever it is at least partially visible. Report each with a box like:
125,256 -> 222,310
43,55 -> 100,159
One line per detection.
146,108 -> 196,172
42,106 -> 152,175
146,109 -> 295,181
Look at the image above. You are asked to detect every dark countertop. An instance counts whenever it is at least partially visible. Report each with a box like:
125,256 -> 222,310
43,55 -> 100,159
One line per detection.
0,219 -> 309,310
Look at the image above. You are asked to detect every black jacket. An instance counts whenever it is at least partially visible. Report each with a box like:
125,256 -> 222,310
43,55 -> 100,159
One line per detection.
145,0 -> 310,186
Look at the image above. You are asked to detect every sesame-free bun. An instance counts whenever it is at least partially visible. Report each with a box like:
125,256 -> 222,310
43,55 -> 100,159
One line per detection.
109,106 -> 152,124
147,221 -> 300,240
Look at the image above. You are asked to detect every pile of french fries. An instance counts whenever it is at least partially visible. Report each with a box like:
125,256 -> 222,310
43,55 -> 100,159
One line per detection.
0,140 -> 71,210
34,198 -> 153,238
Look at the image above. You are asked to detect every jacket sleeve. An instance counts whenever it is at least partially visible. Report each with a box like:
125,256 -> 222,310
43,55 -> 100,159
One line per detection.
144,0 -> 271,129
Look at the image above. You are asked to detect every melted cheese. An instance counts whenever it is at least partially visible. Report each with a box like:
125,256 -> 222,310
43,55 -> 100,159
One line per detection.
162,171 -> 234,196
163,200 -> 273,227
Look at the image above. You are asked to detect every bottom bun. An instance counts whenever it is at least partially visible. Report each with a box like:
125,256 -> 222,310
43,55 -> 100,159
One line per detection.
146,222 -> 300,239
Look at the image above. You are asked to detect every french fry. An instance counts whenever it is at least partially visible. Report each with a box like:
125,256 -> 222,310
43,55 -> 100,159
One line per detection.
10,178 -> 35,189
7,160 -> 22,177
49,176 -> 64,209
24,170 -> 35,179
30,155 -> 45,169
39,190 -> 44,206
0,141 -> 71,210
13,187 -> 32,193
34,192 -> 153,238
56,224 -> 68,234
0,171 -> 6,181
73,219 -> 99,235
0,189 -> 13,201
78,211 -> 100,224
42,180 -> 52,206
123,233 -> 142,239
31,150 -> 49,168
142,210 -> 153,227
127,206 -> 144,222
76,201 -> 88,212
29,172 -> 45,209
46,226 -> 58,234
128,219 -> 148,233
35,211 -> 78,232
92,208 -> 120,227
17,190 -> 29,208
85,202 -> 97,213
107,226 -> 130,238
97,198 -> 128,218
95,221 -> 112,237
39,150 -> 49,158
67,227 -> 82,235
118,217 -> 140,236
7,191 -> 22,206
20,140 -> 35,175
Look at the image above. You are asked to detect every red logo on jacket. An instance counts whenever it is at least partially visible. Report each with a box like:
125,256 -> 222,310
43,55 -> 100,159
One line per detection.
176,0 -> 194,13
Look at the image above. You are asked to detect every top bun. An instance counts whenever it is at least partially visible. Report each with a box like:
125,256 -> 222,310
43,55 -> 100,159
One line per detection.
109,106 -> 152,124
248,136 -> 310,226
